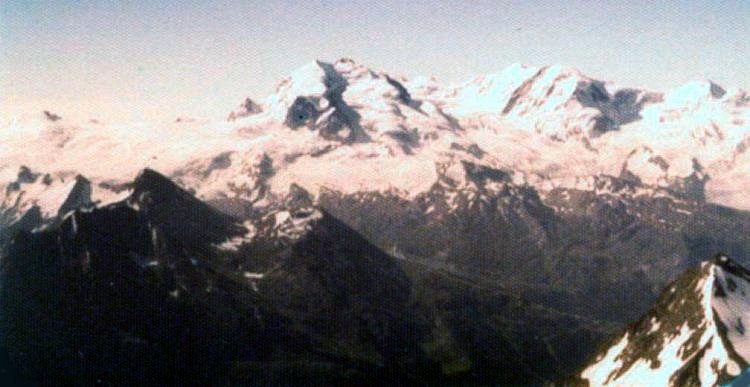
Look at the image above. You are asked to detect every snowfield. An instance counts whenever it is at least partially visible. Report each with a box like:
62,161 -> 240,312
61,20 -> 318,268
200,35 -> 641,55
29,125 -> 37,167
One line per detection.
1,58 -> 748,222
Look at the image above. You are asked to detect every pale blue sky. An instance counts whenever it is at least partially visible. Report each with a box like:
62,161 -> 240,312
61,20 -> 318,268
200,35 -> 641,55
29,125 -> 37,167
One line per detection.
1,0 -> 748,122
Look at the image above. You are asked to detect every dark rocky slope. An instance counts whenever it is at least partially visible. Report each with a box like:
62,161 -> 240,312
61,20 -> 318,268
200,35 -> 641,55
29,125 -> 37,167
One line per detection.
0,169 -> 609,386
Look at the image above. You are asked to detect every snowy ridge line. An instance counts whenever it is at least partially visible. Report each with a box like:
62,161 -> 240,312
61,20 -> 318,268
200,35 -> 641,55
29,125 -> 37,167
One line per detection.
579,254 -> 750,387
1,57 -> 748,214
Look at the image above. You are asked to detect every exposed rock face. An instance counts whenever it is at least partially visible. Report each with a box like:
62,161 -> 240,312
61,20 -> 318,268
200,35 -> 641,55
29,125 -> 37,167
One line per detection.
620,147 -> 710,202
227,97 -> 262,121
710,81 -> 728,99
0,171 -> 256,385
280,60 -> 369,143
43,110 -> 61,122
57,175 -> 92,217
576,83 -> 662,135
284,96 -> 321,128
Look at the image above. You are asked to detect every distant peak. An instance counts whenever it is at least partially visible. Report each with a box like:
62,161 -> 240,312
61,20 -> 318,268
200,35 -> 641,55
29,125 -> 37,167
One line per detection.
43,110 -> 62,122
227,97 -> 262,121
541,64 -> 586,79
665,80 -> 728,106
332,57 -> 358,67
504,62 -> 531,71
130,168 -> 190,204
134,168 -> 173,188
709,80 -> 727,99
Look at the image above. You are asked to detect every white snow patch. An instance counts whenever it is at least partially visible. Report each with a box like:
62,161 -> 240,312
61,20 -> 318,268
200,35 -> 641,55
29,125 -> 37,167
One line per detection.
581,333 -> 630,385
243,272 -> 265,280
214,220 -> 257,252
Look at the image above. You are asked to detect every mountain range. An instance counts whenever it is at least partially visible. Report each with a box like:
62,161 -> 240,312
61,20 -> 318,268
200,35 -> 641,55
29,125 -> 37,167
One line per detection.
1,58 -> 750,385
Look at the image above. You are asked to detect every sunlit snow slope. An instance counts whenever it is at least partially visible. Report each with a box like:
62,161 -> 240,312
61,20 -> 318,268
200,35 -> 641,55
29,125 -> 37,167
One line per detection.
1,58 -> 748,217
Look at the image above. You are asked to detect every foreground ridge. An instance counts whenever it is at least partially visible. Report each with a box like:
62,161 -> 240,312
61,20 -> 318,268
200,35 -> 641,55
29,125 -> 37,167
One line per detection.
0,169 -> 607,385
578,253 -> 750,387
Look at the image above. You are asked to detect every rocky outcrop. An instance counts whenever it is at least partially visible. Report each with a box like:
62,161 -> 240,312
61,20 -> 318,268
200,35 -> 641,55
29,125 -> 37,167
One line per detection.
227,97 -> 262,121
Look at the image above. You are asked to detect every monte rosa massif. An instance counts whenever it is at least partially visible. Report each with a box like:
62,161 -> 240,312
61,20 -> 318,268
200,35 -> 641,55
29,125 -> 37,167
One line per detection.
1,58 -> 750,386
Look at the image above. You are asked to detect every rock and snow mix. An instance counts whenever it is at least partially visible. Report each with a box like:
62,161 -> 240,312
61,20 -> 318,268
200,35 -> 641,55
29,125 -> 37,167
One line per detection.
1,58 -> 748,215
581,255 -> 750,386
2,58 -> 750,386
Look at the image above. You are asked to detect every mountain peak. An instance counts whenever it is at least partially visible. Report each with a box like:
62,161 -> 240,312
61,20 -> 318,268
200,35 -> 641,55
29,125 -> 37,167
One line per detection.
132,168 -> 180,195
43,110 -> 62,122
579,254 -> 750,386
227,97 -> 262,121
663,80 -> 728,109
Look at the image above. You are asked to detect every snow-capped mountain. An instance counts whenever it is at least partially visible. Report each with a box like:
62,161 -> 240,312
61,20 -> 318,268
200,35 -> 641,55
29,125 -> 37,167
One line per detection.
1,58 -> 748,213
578,254 -> 750,387
2,58 -> 750,385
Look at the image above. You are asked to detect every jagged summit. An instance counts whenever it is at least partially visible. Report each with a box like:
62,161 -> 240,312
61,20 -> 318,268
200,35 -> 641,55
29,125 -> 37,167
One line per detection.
1,166 -> 93,223
131,168 -> 194,203
428,62 -> 664,139
579,253 -> 750,386
125,168 -> 248,249
43,110 -> 62,122
227,97 -> 262,121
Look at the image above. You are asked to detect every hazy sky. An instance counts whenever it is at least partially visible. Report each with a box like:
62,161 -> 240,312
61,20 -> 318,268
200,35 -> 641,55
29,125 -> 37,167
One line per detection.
2,0 -> 748,123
